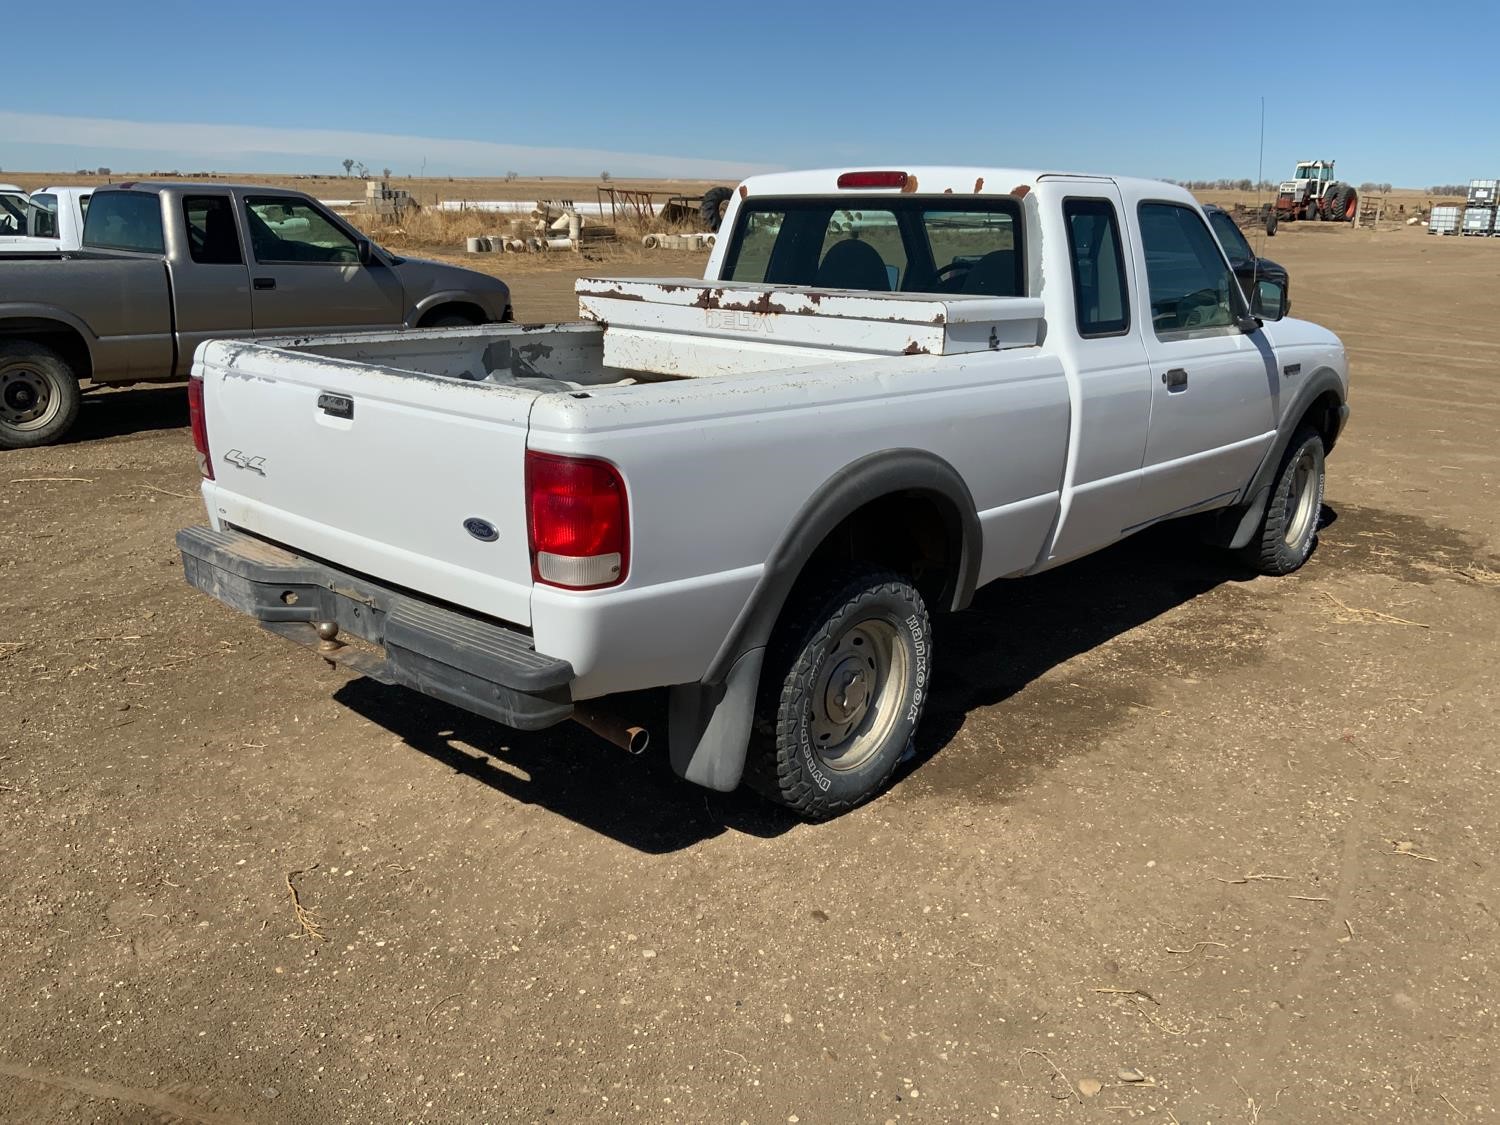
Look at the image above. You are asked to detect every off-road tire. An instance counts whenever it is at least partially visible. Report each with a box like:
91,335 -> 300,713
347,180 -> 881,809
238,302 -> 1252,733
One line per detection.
0,339 -> 81,450
1265,210 -> 1278,236
1324,184 -> 1351,222
700,186 -> 733,232
1244,426 -> 1326,575
746,566 -> 932,819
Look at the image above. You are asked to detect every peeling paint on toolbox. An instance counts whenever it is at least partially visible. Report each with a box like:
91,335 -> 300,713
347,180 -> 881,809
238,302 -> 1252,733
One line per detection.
575,277 -> 1043,377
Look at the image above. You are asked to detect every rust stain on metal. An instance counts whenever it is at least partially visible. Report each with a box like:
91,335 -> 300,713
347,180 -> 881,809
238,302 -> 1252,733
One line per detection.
973,177 -> 985,193
581,287 -> 646,303
692,287 -> 729,310
943,188 -> 954,194
900,174 -> 919,194
1010,184 -> 1031,199
902,340 -> 930,355
738,184 -> 748,199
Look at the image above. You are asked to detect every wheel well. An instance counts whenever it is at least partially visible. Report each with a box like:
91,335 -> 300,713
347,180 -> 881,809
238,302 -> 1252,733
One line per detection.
802,490 -> 961,612
416,302 -> 486,327
1299,389 -> 1345,453
0,319 -> 92,382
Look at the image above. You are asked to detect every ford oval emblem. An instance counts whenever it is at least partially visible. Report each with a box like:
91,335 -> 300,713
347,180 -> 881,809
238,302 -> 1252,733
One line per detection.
463,517 -> 499,542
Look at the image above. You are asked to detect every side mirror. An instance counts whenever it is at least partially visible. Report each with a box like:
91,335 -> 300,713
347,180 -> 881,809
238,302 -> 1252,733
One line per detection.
1252,278 -> 1287,321
355,238 -> 376,266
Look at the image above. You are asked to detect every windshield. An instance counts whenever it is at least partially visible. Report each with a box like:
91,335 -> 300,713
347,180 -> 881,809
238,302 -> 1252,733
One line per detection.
720,195 -> 1025,296
1206,209 -> 1254,262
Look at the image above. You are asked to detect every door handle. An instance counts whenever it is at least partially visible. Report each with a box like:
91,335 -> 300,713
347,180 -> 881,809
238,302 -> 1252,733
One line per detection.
1162,367 -> 1188,391
253,277 -> 276,290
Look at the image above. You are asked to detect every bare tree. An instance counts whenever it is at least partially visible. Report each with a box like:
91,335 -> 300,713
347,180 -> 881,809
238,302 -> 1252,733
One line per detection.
382,167 -> 392,180
600,170 -> 612,182
342,158 -> 355,177
505,170 -> 518,182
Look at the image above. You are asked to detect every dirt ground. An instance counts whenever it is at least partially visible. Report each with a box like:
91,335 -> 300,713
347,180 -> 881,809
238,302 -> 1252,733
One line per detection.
2,221 -> 1497,1124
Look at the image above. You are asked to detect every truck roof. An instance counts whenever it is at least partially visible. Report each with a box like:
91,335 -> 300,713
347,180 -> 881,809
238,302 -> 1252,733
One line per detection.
101,181 -> 310,198
737,166 -> 1198,206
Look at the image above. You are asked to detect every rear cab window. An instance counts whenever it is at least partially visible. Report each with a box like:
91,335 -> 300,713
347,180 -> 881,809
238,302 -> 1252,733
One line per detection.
82,191 -> 166,254
1063,198 -> 1130,336
721,196 -> 1025,297
183,195 -> 243,265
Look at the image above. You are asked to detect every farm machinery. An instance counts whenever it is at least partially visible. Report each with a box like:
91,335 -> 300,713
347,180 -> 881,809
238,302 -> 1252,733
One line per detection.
1274,160 -> 1357,226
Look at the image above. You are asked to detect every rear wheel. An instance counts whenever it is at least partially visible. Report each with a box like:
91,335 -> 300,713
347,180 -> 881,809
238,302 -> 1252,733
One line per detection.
1244,427 -> 1326,575
424,312 -> 478,328
747,566 -> 931,819
1265,210 -> 1278,236
0,340 -> 82,449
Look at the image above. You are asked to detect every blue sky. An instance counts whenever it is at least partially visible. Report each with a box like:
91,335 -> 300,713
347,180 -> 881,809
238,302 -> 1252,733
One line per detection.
2,0 -> 1492,186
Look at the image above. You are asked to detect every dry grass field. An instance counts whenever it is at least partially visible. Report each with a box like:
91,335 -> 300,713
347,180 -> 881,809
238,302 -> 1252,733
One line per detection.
1,205 -> 1498,1123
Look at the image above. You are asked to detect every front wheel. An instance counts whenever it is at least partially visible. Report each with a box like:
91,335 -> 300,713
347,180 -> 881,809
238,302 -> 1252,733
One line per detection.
748,567 -> 932,819
0,340 -> 82,450
1245,427 -> 1326,575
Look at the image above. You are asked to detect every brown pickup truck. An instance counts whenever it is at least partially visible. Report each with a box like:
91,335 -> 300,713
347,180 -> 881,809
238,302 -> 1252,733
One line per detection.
0,182 -> 512,448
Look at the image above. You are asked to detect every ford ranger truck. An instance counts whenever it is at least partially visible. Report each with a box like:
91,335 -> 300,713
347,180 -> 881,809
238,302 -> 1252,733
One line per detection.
176,166 -> 1349,819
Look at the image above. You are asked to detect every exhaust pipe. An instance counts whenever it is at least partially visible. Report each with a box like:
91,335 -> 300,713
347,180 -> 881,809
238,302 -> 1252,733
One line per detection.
572,705 -> 650,755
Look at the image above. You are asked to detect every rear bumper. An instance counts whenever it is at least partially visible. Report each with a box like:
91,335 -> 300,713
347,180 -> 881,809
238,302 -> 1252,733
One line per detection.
176,526 -> 574,730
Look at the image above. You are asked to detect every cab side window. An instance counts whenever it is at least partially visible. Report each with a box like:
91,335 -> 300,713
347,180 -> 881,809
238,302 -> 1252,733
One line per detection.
1138,202 -> 1244,337
182,196 -> 243,265
243,198 -> 359,264
1063,198 -> 1129,336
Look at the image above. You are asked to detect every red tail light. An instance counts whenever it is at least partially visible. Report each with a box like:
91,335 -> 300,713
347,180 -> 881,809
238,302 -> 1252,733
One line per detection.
188,374 -> 213,480
526,451 -> 629,589
837,170 -> 909,189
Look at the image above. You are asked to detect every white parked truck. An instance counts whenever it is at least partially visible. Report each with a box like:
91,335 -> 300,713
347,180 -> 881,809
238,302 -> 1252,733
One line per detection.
177,166 -> 1349,818
0,186 -> 92,255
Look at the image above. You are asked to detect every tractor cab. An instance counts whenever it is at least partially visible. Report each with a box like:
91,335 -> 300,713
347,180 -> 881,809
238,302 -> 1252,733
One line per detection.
1293,162 -> 1335,184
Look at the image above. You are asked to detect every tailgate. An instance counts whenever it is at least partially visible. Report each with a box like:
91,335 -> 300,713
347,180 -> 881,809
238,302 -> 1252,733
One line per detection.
198,340 -> 541,627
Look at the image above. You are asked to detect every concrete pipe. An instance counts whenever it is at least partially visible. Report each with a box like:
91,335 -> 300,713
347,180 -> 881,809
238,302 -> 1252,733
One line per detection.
465,237 -> 484,253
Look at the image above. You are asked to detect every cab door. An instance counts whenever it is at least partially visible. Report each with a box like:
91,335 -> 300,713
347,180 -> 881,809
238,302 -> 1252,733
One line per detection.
1128,200 -> 1277,524
170,193 -> 253,373
240,195 -> 406,334
1040,182 -> 1155,566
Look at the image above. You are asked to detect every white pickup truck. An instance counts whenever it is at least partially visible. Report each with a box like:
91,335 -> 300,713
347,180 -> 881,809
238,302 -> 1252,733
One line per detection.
177,166 -> 1349,818
0,186 -> 91,255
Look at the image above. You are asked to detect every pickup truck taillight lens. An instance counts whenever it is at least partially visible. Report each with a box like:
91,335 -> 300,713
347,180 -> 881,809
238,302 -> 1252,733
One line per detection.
526,451 -> 629,590
188,374 -> 213,480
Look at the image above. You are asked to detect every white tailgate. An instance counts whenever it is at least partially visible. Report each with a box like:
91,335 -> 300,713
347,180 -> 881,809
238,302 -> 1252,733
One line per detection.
198,341 -> 541,627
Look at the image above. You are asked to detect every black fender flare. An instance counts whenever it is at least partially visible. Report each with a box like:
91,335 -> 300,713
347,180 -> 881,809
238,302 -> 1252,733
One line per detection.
668,448 -> 982,791
1206,366 -> 1348,550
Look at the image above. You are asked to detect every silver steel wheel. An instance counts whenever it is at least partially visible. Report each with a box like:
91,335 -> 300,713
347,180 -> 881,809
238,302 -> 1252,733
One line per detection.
1283,446 -> 1319,549
0,364 -> 61,432
807,618 -> 909,772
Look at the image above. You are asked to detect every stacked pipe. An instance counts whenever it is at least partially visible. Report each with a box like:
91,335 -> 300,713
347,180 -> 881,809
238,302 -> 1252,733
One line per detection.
641,232 -> 717,251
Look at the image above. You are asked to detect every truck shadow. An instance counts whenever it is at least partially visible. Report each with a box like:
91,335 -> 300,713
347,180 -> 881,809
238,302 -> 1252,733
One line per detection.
336,510 -> 1345,851
333,679 -> 802,854
65,384 -> 189,444
897,514 -> 1338,796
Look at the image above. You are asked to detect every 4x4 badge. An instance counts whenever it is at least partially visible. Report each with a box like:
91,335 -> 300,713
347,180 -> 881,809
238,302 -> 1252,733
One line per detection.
222,449 -> 267,475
